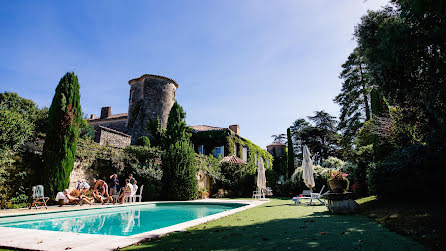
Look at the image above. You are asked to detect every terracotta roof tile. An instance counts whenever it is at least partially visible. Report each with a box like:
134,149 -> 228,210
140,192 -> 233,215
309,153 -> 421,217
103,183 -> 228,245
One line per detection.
190,125 -> 227,132
220,155 -> 247,165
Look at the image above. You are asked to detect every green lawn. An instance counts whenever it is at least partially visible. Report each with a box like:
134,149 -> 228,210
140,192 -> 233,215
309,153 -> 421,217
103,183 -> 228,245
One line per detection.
125,198 -> 422,250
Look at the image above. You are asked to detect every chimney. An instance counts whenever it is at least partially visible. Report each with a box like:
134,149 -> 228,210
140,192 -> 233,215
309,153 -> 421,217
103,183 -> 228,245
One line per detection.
100,107 -> 112,119
90,114 -> 96,119
229,124 -> 240,135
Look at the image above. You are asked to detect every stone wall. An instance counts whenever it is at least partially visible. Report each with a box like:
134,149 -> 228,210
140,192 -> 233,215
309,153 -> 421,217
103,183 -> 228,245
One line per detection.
128,75 -> 177,144
89,118 -> 128,134
69,161 -> 97,188
94,126 -> 131,147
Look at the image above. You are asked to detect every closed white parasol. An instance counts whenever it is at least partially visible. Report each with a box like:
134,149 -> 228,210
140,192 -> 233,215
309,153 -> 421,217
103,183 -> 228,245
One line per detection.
257,157 -> 266,197
302,145 -> 315,192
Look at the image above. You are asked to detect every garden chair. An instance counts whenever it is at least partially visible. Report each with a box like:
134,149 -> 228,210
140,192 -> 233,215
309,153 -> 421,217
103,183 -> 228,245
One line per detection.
292,190 -> 311,204
292,185 -> 326,205
308,185 -> 326,206
30,185 -> 49,209
132,185 -> 144,202
252,190 -> 264,200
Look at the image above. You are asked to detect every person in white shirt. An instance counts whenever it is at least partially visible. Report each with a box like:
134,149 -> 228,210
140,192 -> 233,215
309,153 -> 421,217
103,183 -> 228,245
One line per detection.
131,180 -> 138,199
119,179 -> 133,203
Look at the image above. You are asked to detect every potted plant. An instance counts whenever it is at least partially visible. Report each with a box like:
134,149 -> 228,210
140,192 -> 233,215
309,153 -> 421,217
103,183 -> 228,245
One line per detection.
326,170 -> 349,193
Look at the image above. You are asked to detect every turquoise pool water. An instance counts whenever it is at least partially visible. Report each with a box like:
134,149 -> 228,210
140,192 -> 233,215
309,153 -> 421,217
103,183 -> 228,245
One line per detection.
0,202 -> 245,236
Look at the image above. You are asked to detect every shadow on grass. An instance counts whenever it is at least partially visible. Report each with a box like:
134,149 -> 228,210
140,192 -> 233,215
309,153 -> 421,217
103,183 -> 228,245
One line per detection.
125,205 -> 422,251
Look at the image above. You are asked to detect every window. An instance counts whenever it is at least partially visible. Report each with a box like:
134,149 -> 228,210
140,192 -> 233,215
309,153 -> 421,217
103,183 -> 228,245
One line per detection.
198,145 -> 204,155
242,147 -> 248,162
129,90 -> 134,101
234,144 -> 238,156
214,146 -> 224,158
267,159 -> 270,169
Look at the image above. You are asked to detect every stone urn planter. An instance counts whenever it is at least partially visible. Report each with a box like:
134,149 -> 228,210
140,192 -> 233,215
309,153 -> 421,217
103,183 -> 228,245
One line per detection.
328,179 -> 347,193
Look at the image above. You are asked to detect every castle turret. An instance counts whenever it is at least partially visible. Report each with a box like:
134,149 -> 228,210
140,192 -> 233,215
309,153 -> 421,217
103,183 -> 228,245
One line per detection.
127,74 -> 178,143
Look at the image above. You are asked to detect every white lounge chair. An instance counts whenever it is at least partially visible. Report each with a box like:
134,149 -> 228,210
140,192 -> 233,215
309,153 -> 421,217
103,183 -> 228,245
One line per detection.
132,185 -> 144,202
292,185 -> 326,205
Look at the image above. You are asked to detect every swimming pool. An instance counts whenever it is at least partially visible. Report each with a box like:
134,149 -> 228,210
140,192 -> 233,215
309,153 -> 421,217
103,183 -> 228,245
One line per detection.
0,202 -> 246,236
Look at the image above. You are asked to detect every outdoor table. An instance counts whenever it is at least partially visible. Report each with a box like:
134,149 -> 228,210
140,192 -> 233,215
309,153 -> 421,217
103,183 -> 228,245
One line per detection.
321,192 -> 359,214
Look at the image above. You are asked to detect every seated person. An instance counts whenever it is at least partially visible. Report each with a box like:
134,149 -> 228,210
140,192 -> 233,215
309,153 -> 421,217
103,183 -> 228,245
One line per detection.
92,178 -> 112,203
58,189 -> 93,206
119,179 -> 133,203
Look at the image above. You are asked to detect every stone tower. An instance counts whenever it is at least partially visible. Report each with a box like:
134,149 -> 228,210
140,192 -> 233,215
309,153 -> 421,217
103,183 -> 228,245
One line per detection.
127,74 -> 178,143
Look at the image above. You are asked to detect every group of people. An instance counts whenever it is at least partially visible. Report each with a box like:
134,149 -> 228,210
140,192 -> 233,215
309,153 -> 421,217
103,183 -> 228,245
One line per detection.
55,174 -> 140,206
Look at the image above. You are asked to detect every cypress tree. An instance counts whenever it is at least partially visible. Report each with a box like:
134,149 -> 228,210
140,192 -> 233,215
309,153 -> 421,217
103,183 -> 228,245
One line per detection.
161,101 -> 197,200
43,72 -> 81,198
286,127 -> 295,179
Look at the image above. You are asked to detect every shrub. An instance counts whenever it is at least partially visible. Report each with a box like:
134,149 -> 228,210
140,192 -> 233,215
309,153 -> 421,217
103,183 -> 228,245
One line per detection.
136,136 -> 151,148
161,140 -> 197,200
43,72 -> 82,198
321,157 -> 345,169
366,144 -> 444,200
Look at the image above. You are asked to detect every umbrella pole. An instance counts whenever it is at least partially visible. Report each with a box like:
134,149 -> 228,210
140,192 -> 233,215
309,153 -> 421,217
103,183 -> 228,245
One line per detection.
309,187 -> 313,193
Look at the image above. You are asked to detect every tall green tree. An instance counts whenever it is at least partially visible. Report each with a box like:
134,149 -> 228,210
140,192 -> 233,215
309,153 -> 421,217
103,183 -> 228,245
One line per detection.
334,49 -> 372,150
286,127 -> 295,179
43,72 -> 82,198
291,111 -> 338,164
161,102 -> 197,200
355,2 -> 446,142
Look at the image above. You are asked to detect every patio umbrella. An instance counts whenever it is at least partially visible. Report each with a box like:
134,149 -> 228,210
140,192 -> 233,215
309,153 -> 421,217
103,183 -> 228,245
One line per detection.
302,145 -> 315,192
257,157 -> 266,197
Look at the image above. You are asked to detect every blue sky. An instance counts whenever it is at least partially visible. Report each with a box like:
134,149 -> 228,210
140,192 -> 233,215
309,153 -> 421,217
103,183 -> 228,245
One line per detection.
0,0 -> 389,148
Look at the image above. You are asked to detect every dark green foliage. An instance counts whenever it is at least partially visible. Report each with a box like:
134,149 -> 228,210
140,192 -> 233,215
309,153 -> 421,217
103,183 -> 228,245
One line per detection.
370,89 -> 389,117
136,136 -> 151,148
286,128 -> 295,179
128,100 -> 141,128
161,102 -> 197,200
216,163 -> 255,197
161,140 -> 197,200
366,144 -> 443,201
163,102 -> 190,148
355,3 -> 446,142
43,72 -> 82,198
147,118 -> 164,148
77,141 -> 163,201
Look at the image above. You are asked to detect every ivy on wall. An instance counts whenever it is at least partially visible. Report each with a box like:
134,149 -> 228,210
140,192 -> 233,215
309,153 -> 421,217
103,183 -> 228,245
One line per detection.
190,129 -> 273,175
127,100 -> 142,128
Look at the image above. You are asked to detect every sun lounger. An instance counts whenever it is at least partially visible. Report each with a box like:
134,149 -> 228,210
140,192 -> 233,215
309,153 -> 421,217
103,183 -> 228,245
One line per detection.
292,185 -> 326,205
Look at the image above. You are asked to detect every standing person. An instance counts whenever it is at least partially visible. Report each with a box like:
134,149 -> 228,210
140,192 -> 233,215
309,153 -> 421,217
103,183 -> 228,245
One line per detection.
109,174 -> 120,196
92,178 -> 112,203
131,180 -> 138,197
129,174 -> 135,185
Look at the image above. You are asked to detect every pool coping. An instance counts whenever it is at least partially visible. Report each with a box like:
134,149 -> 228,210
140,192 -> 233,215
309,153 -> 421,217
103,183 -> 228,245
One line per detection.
0,199 -> 268,251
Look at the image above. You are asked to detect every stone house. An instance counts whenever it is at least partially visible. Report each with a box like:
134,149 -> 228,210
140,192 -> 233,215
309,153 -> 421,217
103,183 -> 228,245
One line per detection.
190,124 -> 273,169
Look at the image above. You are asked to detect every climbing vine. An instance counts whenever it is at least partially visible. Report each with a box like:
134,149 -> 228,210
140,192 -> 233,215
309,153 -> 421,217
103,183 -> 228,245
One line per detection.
127,100 -> 142,128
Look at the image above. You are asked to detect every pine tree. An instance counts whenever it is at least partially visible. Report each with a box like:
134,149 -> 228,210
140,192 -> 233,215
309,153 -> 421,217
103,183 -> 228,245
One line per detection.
334,49 -> 372,150
286,127 -> 295,179
43,72 -> 81,198
161,101 -> 197,200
